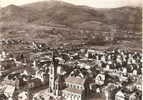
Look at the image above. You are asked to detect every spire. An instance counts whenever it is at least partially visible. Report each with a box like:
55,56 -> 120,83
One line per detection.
48,49 -> 58,93
52,49 -> 59,65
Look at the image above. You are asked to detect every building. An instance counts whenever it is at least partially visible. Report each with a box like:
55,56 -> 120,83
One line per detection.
54,75 -> 64,96
4,85 -> 16,100
103,83 -> 119,100
94,73 -> 105,86
48,62 -> 58,93
134,77 -> 142,91
115,89 -> 141,100
115,90 -> 125,100
0,59 -> 16,71
48,50 -> 60,95
62,76 -> 86,100
129,93 -> 137,100
26,78 -> 42,89
18,91 -> 31,100
47,50 -> 88,99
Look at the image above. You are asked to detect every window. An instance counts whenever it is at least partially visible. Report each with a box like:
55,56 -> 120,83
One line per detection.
81,86 -> 83,90
71,84 -> 73,88
77,86 -> 79,89
73,85 -> 76,89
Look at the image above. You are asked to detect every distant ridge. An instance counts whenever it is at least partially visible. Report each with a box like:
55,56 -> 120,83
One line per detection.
0,1 -> 141,49
0,1 -> 141,31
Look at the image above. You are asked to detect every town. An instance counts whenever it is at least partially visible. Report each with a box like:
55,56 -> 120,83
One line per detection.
0,39 -> 142,100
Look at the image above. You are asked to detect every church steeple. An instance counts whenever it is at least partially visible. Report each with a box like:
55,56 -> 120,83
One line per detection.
48,49 -> 58,93
54,75 -> 64,96
49,62 -> 55,93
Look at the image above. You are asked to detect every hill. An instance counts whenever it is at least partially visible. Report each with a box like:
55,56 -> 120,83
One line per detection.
0,1 -> 142,49
0,1 -> 141,31
0,4 -> 40,23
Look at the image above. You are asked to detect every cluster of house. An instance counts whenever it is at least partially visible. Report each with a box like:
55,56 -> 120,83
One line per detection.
0,46 -> 142,100
0,39 -> 27,45
0,51 -> 28,77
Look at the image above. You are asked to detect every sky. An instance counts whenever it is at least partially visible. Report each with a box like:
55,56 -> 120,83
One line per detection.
0,0 -> 142,8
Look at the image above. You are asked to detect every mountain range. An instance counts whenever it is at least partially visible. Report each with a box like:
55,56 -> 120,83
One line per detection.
0,1 -> 142,49
0,1 -> 141,31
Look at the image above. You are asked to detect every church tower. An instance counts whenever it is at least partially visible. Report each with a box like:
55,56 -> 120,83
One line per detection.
48,50 -> 58,93
54,75 -> 64,96
54,65 -> 65,96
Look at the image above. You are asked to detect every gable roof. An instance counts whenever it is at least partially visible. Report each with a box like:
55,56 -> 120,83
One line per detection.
65,76 -> 86,85
4,85 -> 15,97
116,90 -> 125,97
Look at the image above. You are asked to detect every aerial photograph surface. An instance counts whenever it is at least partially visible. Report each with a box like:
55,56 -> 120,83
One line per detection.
0,0 -> 142,100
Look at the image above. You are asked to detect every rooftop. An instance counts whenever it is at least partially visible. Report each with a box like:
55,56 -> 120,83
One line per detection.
65,76 -> 86,85
63,88 -> 83,94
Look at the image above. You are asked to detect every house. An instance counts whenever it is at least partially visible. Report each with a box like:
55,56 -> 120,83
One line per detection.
126,83 -> 135,92
94,73 -> 105,86
0,59 -> 16,71
119,74 -> 128,82
115,90 -> 125,100
1,51 -> 7,59
129,93 -> 137,100
26,78 -> 42,89
134,78 -> 142,91
85,49 -> 96,58
35,71 -> 46,83
103,83 -> 119,100
62,76 -> 86,100
119,91 -> 142,100
18,91 -> 31,100
4,85 -> 16,100
115,89 -> 139,100
132,70 -> 137,76
55,57 -> 65,64
2,75 -> 20,89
